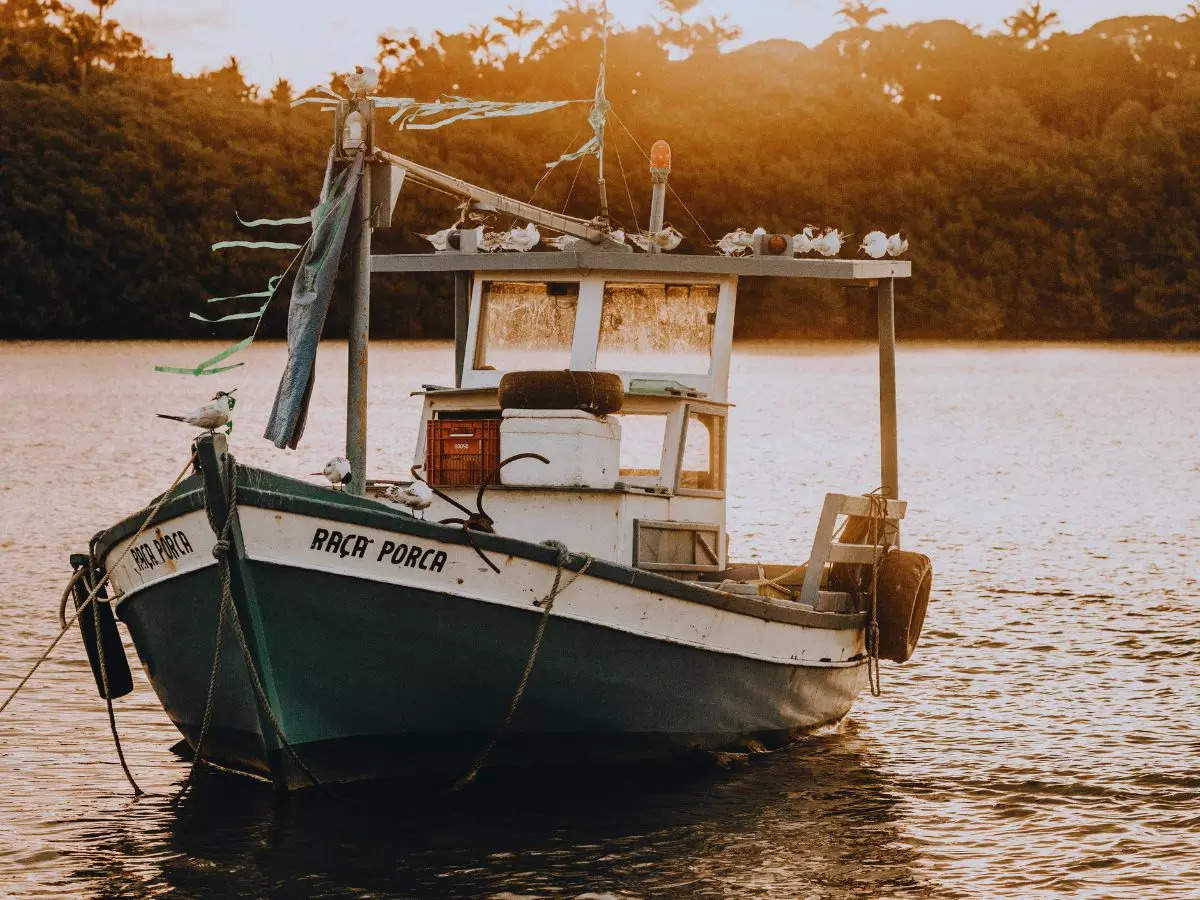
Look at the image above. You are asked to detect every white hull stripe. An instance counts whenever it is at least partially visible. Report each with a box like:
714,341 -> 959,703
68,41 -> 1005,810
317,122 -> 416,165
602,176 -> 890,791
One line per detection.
239,507 -> 864,667
105,509 -> 216,603
104,507 -> 864,667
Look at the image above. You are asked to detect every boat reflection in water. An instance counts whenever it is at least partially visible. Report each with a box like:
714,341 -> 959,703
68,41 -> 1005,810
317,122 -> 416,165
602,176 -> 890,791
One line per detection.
73,723 -> 921,897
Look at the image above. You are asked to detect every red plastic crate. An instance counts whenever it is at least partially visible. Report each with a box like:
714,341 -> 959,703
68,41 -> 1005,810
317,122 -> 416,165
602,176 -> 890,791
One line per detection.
426,418 -> 501,487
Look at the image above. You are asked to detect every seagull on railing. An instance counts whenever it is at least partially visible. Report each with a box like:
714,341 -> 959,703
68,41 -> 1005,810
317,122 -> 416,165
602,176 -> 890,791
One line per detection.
812,228 -> 846,257
313,456 -> 352,489
716,228 -> 754,256
887,232 -> 909,257
860,230 -> 888,259
419,226 -> 456,251
479,229 -> 505,252
629,225 -> 682,252
501,223 -> 541,252
793,226 -> 816,255
156,390 -> 236,434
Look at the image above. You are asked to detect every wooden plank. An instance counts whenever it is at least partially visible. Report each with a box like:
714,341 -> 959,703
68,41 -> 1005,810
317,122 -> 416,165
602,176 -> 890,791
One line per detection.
825,493 -> 907,519
815,591 -> 854,613
371,251 -> 912,280
374,149 -> 606,243
826,543 -> 881,565
799,494 -> 844,606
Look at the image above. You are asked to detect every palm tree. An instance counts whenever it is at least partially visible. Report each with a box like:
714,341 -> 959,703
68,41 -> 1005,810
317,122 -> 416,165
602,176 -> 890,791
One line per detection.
658,0 -> 701,34
1004,1 -> 1060,46
836,1 -> 887,29
530,0 -> 606,56
467,23 -> 506,66
1181,2 -> 1200,20
495,6 -> 543,61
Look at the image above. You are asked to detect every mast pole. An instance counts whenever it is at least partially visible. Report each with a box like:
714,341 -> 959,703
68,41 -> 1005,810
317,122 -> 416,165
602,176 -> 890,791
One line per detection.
346,98 -> 373,496
596,0 -> 609,223
877,277 -> 899,499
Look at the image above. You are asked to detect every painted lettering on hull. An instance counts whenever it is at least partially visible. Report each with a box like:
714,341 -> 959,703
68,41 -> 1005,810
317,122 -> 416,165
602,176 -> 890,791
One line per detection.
130,529 -> 195,574
309,528 -> 447,573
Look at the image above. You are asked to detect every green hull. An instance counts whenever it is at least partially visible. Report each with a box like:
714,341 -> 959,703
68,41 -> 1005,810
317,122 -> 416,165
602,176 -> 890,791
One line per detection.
118,561 -> 865,788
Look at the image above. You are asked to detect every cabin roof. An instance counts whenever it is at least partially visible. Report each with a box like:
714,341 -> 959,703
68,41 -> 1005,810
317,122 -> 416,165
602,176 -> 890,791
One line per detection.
372,251 -> 911,280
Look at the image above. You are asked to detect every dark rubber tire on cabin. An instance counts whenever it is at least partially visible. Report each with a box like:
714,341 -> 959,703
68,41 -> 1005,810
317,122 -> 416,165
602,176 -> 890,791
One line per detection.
874,550 -> 933,663
498,370 -> 624,416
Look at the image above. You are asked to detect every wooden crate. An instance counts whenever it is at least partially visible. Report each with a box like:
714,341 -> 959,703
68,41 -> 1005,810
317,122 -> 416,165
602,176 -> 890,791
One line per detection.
426,418 -> 500,487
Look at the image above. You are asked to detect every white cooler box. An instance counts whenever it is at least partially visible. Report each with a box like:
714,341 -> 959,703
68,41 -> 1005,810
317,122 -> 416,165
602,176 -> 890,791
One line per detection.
500,408 -> 621,489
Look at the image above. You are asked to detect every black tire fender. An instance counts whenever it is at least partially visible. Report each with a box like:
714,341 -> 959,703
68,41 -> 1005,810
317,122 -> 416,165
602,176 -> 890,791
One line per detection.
498,370 -> 624,416
874,550 -> 933,663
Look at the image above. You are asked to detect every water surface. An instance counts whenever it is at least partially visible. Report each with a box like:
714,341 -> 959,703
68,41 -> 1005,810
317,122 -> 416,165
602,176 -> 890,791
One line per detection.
1,340 -> 1197,897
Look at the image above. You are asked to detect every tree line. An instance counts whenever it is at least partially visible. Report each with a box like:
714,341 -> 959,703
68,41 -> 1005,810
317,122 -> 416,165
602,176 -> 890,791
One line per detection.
0,0 -> 1197,341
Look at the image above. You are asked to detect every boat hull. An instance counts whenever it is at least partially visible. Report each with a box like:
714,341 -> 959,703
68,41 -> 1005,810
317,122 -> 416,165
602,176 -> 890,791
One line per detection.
118,561 -> 864,786
100,459 -> 868,789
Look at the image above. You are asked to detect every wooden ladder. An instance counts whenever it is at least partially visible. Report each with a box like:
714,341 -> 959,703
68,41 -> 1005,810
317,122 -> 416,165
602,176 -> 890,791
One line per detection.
799,493 -> 907,611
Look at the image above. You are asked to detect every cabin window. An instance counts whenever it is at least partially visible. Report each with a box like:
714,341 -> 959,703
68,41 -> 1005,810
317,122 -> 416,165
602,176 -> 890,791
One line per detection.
679,411 -> 724,492
615,412 -> 668,481
474,280 -> 578,371
596,282 -> 718,375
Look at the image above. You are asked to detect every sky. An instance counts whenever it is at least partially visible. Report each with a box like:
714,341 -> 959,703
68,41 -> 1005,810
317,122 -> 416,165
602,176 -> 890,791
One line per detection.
105,0 -> 1184,90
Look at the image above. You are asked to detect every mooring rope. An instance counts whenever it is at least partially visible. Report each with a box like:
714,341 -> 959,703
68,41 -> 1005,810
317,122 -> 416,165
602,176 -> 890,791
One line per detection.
0,452 -> 199,721
176,451 -> 320,799
451,540 -> 592,791
864,489 -> 891,697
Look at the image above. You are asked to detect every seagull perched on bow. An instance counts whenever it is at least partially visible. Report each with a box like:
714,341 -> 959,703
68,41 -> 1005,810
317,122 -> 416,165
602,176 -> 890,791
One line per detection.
500,223 -> 541,252
887,232 -> 909,257
860,230 -> 888,259
157,390 -> 236,434
312,456 -> 351,489
382,480 -> 434,517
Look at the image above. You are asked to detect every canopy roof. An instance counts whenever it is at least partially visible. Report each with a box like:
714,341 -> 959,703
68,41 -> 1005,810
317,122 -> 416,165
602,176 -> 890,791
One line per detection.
371,251 -> 911,280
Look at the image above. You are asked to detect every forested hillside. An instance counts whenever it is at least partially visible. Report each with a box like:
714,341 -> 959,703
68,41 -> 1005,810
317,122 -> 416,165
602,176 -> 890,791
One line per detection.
1,0 -> 1198,340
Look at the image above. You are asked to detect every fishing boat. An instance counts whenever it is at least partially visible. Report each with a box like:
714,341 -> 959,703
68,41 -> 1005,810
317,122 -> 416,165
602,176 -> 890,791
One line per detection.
65,65 -> 932,791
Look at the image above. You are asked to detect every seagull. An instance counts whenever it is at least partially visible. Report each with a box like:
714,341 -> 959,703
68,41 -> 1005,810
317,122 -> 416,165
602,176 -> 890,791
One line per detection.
500,223 -> 540,252
312,456 -> 351,489
860,230 -> 888,259
383,480 -> 434,517
345,65 -> 379,96
419,226 -> 456,251
793,226 -> 816,255
478,229 -> 505,252
813,228 -> 846,258
546,234 -> 578,250
887,232 -> 909,257
716,228 -> 754,256
157,390 -> 236,433
629,225 -> 683,252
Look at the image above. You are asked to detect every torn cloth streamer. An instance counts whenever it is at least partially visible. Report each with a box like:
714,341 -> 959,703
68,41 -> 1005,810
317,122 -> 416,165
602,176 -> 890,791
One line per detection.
390,96 -> 576,130
263,151 -> 365,449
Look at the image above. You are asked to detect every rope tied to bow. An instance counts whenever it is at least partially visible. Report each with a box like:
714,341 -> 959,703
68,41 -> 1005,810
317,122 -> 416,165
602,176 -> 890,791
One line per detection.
451,539 -> 592,791
176,450 -> 321,801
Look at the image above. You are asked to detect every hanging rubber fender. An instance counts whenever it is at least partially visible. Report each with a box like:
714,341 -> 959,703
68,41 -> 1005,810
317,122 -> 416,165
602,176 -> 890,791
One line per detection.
874,550 -> 933,663
498,370 -> 624,416
69,553 -> 134,700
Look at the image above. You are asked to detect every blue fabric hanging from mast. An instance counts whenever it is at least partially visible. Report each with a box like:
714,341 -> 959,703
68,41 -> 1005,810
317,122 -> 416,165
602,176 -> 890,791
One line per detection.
263,150 -> 365,449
